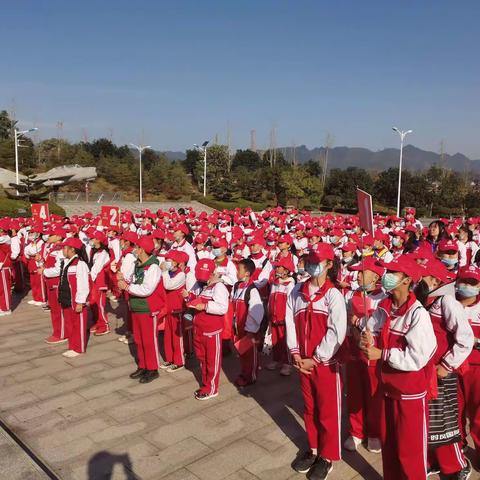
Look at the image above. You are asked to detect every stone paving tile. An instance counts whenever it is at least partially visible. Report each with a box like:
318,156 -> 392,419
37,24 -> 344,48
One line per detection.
53,362 -> 107,382
224,469 -> 260,480
109,391 -> 172,422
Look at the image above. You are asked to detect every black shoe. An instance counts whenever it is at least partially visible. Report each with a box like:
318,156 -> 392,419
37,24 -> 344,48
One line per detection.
454,459 -> 472,480
139,370 -> 159,383
291,450 -> 317,474
307,457 -> 333,480
129,368 -> 146,379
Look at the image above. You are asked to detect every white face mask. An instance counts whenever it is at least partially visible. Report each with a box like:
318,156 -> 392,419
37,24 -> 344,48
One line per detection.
42,234 -> 49,241
164,261 -> 174,271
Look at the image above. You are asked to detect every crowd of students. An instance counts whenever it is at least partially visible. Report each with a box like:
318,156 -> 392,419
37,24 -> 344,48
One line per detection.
0,206 -> 480,480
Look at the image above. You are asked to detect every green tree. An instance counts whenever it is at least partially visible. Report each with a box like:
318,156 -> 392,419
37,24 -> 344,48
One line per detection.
0,110 -> 16,140
324,167 -> 373,208
194,145 -> 232,199
231,149 -> 266,171
303,159 -> 323,178
374,168 -> 399,207
183,148 -> 202,180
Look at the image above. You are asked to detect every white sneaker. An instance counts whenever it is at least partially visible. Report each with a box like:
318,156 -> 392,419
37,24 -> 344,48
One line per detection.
118,335 -> 126,342
265,361 -> 279,371
280,364 -> 292,376
34,301 -> 44,306
344,436 -> 362,452
27,300 -> 37,305
0,310 -> 11,316
367,437 -> 382,453
62,350 -> 81,358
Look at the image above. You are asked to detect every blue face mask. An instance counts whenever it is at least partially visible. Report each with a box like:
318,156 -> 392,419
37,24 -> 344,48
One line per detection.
306,263 -> 325,278
456,283 -> 480,298
297,267 -> 306,275
212,248 -> 222,257
381,272 -> 402,292
329,236 -> 338,244
441,258 -> 457,268
392,238 -> 402,248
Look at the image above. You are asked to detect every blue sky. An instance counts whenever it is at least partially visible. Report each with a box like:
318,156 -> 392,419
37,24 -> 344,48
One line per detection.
2,0 -> 479,158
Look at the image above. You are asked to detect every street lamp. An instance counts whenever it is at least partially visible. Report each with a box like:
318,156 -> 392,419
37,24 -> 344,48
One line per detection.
194,141 -> 209,197
130,143 -> 151,204
392,127 -> 413,217
14,127 -> 38,195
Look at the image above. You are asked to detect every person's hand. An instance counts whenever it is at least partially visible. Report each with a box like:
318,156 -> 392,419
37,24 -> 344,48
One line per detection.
118,280 -> 127,290
37,266 -> 44,275
181,289 -> 189,298
34,254 -> 41,261
360,343 -> 382,360
116,271 -> 124,281
298,358 -> 316,375
436,364 -> 449,379
349,314 -> 360,327
75,303 -> 83,313
360,328 -> 374,348
292,354 -> 302,369
111,262 -> 117,273
192,303 -> 205,311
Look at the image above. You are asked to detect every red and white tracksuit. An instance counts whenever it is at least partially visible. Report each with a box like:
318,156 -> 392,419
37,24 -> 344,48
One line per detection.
214,256 -> 237,341
0,238 -> 13,313
59,256 -> 90,353
24,238 -> 46,303
232,280 -> 265,383
90,249 -> 111,332
171,239 -> 197,270
162,269 -> 186,366
107,237 -> 121,297
268,277 -> 295,365
458,240 -> 478,267
127,259 -> 167,370
113,247 -> 136,331
426,294 -> 473,475
345,288 -> 386,441
250,252 -> 272,302
286,280 -> 347,461
42,243 -> 66,339
10,234 -> 25,292
366,295 -> 437,480
293,236 -> 308,257
189,281 -> 229,395
459,298 -> 480,456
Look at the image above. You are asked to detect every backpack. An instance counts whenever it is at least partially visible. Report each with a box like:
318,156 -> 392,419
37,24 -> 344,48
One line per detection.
233,281 -> 269,335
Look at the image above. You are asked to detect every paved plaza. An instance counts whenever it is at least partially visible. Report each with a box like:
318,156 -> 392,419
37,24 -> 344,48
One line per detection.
0,291 -> 475,480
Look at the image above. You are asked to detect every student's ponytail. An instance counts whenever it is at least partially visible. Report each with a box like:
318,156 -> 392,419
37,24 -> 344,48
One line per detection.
327,257 -> 341,287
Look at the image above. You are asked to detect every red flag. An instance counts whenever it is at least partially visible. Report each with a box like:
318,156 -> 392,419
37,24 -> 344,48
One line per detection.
31,203 -> 50,222
356,188 -> 374,234
101,206 -> 120,229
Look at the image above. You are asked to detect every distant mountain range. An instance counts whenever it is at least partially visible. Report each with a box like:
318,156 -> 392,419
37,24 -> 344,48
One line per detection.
162,145 -> 480,174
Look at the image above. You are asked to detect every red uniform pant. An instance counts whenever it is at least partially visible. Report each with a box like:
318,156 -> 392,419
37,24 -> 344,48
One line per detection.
458,365 -> 480,455
222,302 -> 233,340
270,322 -> 289,365
428,442 -> 467,475
64,307 -> 88,353
183,320 -> 194,356
12,260 -> 25,292
380,394 -> 428,480
163,312 -> 184,366
47,286 -> 66,339
234,333 -> 259,383
91,289 -> 109,331
132,312 -> 160,370
299,362 -> 342,461
30,272 -> 46,302
0,268 -> 12,312
194,326 -> 223,395
346,360 -> 381,439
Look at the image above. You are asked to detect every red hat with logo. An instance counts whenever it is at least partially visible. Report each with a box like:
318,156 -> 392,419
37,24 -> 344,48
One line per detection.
374,230 -> 390,243
437,239 -> 459,253
418,258 -> 453,284
212,238 -> 228,249
194,233 -> 208,244
307,243 -> 335,263
152,229 -> 165,240
381,255 -> 422,282
274,256 -> 295,272
195,258 -> 216,282
49,227 -> 66,239
135,236 -> 155,254
63,237 -> 83,250
349,257 -> 385,277
174,224 -> 189,235
341,242 -> 357,253
457,265 -> 480,283
122,231 -> 138,244
306,228 -> 322,238
408,243 -> 435,261
166,250 -> 189,265
93,231 -> 108,244
278,234 -> 293,245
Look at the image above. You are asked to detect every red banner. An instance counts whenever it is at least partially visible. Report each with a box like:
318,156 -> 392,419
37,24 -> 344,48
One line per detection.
356,188 -> 374,234
101,206 -> 120,229
31,203 -> 50,222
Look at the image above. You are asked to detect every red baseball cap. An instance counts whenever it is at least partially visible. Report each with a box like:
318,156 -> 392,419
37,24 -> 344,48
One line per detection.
306,228 -> 322,238
275,256 -> 295,272
194,233 -> 208,244
341,242 -> 357,253
122,232 -> 138,244
174,224 -> 189,235
418,259 -> 453,284
63,238 -> 83,250
135,236 -> 155,254
212,238 -> 228,249
457,265 -> 480,283
307,243 -> 335,262
93,231 -> 108,244
195,258 -> 216,282
349,257 -> 385,277
381,255 -> 422,282
166,250 -> 189,264
437,239 -> 459,253
278,234 -> 293,245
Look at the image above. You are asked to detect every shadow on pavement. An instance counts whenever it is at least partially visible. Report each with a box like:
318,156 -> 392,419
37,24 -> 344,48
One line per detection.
87,451 -> 136,479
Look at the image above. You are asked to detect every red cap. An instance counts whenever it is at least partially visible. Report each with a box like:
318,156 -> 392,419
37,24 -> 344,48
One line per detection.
194,233 -> 208,244
341,242 -> 357,253
174,224 -> 189,235
306,228 -> 322,238
392,229 -> 408,240
374,230 -> 389,243
152,229 -> 165,240
93,231 -> 108,244
195,258 -> 216,282
135,236 -> 155,254
247,236 -> 266,247
166,250 -> 189,265
408,243 -> 435,261
122,232 -> 138,244
278,234 -> 293,245
457,265 -> 480,282
418,259 -> 453,284
437,239 -> 459,253
381,255 -> 422,282
349,257 -> 385,277
49,227 -> 66,239
63,238 -> 83,250
212,238 -> 228,249
275,256 -> 295,272
307,243 -> 335,262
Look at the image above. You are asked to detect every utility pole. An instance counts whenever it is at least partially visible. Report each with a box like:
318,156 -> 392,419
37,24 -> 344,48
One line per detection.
250,129 -> 256,152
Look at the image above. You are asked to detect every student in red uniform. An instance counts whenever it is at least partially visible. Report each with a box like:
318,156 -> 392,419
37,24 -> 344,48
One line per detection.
89,231 -> 111,335
58,238 -> 90,358
344,257 -> 386,454
10,222 -> 25,293
0,221 -> 13,316
185,258 -> 229,400
415,260 -> 473,479
266,256 -> 296,376
286,244 -> 346,480
160,250 -> 189,372
24,225 -> 47,306
118,236 -> 167,384
456,266 -> 480,464
360,255 -> 437,480
231,258 -> 265,387
38,228 -> 67,343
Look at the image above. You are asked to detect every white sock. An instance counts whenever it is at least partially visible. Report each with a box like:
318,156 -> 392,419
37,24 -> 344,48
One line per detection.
311,448 -> 317,455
